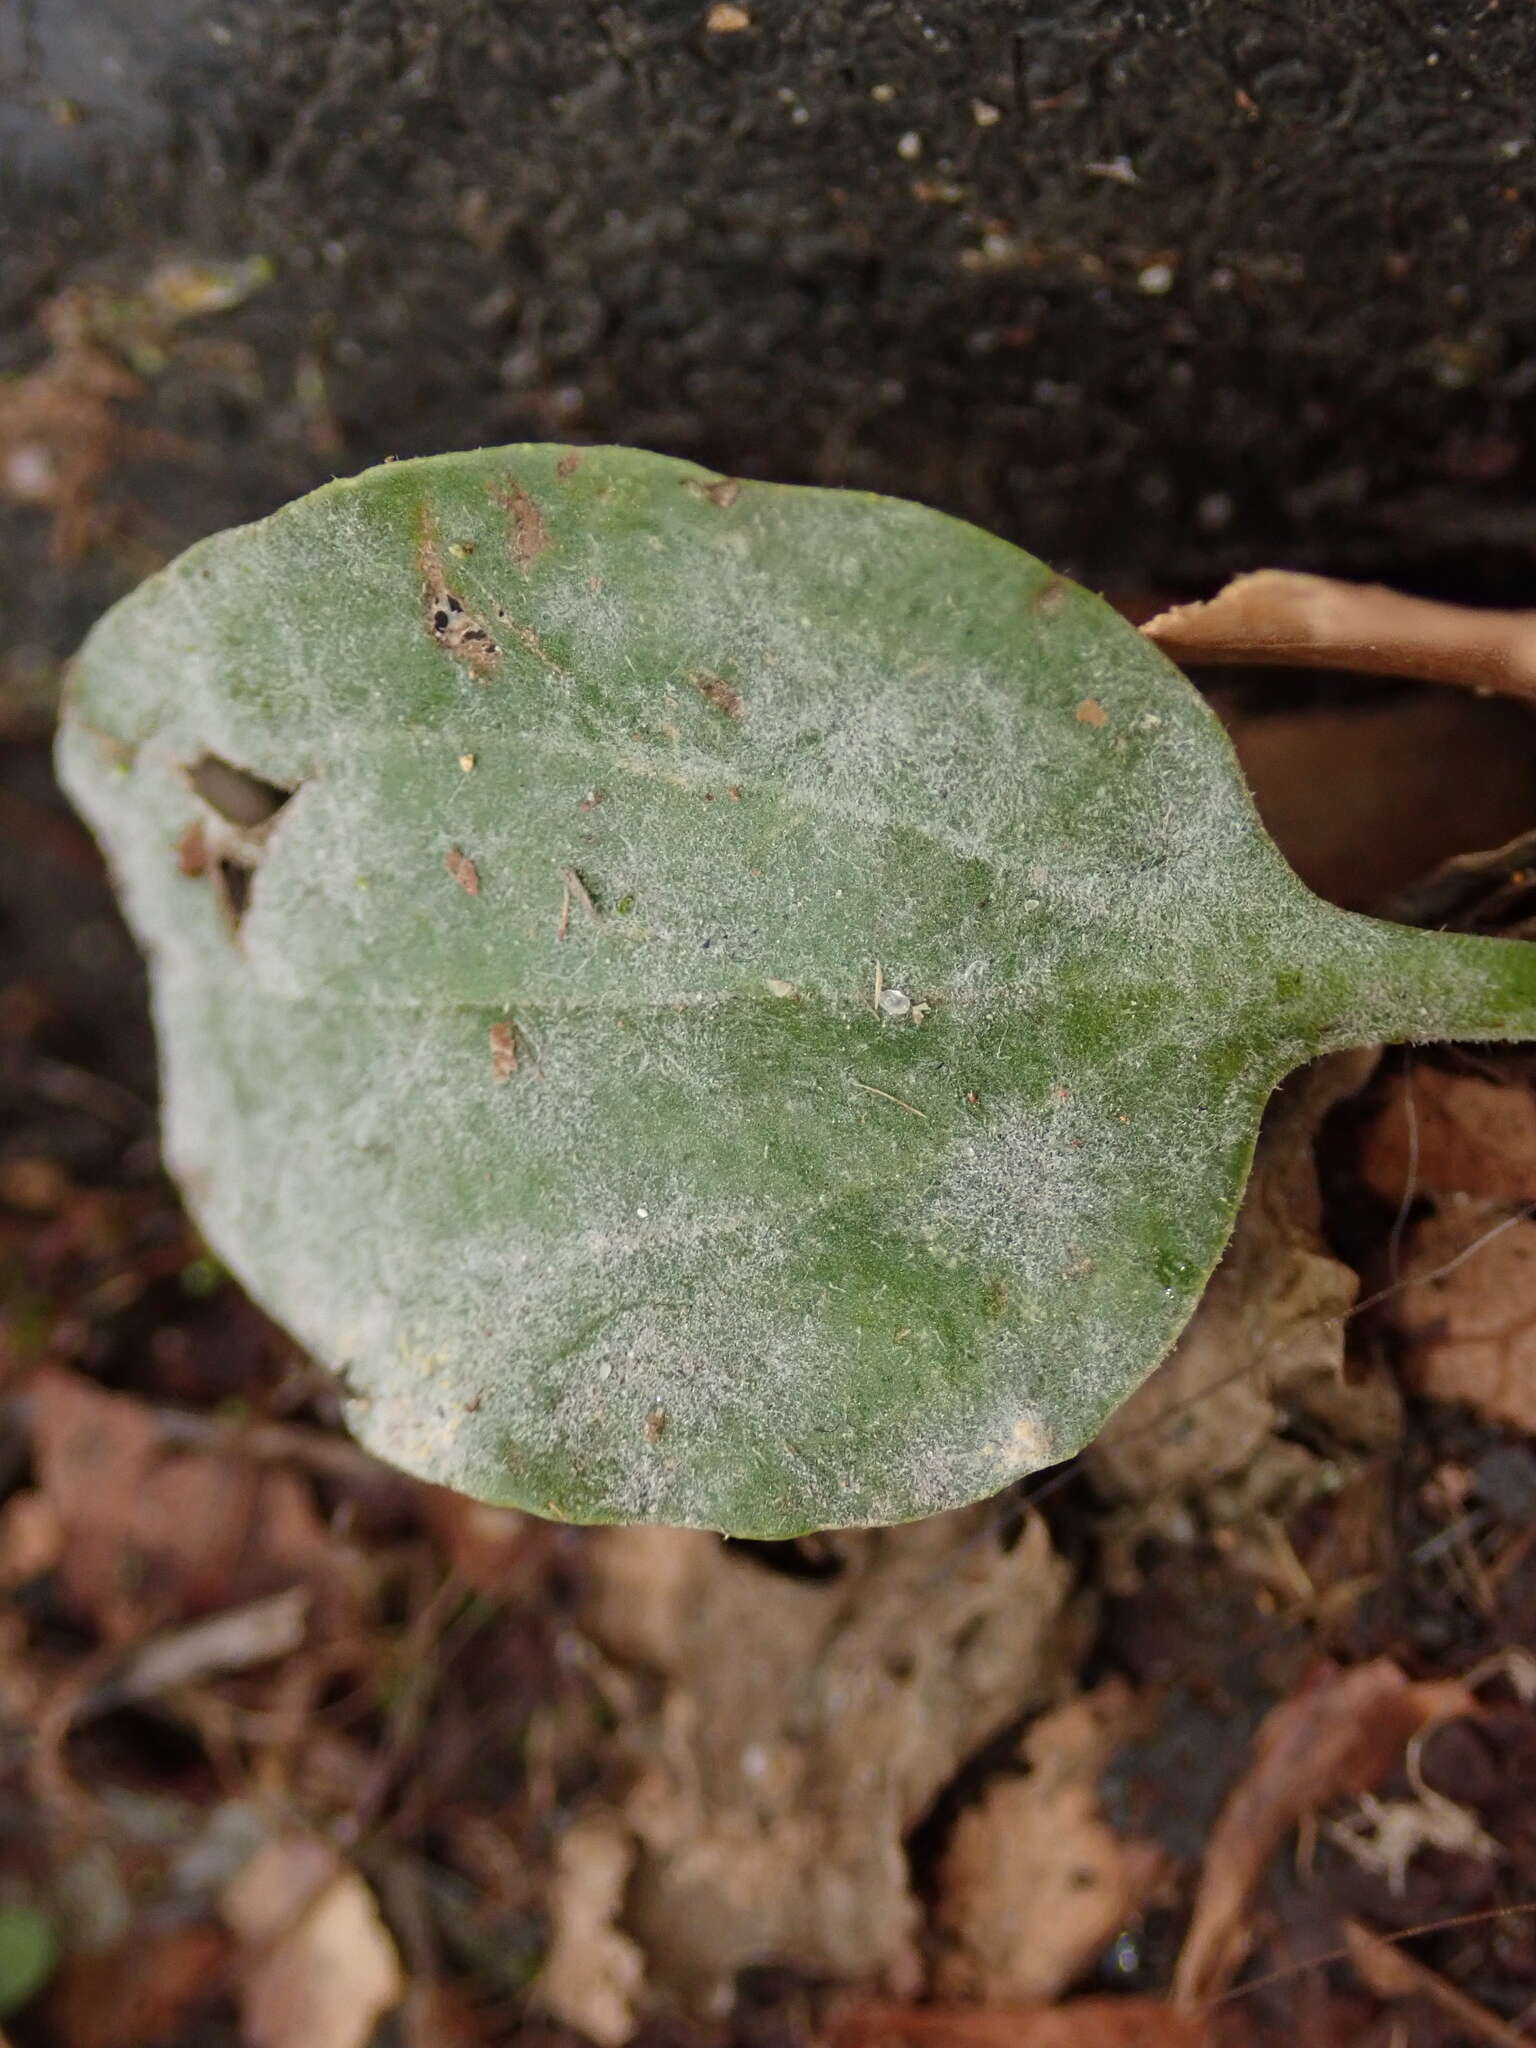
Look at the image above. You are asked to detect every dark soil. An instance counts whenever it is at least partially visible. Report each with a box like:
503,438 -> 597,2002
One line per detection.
4,0 -> 1536,728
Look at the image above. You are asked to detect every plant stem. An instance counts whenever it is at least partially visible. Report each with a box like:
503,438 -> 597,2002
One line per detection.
1317,912 -> 1536,1053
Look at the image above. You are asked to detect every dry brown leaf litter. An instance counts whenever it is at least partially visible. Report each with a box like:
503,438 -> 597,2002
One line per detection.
1382,1202 -> 1536,1435
572,1512 -> 1087,2014
222,1833 -> 405,2048
1088,1051 -> 1398,1564
1173,1658 -> 1478,2006
933,1681 -> 1169,2003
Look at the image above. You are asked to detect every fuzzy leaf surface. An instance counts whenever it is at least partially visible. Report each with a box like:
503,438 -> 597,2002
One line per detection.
56,447 -> 1536,1532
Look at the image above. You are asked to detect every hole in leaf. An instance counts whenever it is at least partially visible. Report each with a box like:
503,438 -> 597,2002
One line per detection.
186,755 -> 294,830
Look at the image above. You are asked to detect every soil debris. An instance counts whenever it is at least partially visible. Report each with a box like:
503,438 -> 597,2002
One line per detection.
559,865 -> 600,935
444,846 -> 480,895
690,668 -> 745,717
176,817 -> 209,876
683,474 -> 742,508
489,1019 -> 518,1080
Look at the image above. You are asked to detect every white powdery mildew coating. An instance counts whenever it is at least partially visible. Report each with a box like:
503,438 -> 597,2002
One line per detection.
61,444 -> 1532,1532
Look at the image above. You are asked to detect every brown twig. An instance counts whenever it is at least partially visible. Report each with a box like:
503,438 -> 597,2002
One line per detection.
1143,570 -> 1536,704
1346,1917 -> 1533,2048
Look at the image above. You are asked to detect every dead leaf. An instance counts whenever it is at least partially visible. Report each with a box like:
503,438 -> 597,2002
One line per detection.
1346,1919 -> 1531,2048
102,1588 -> 311,1705
1089,1053 -> 1397,1548
0,1489 -> 64,1587
1209,688 -> 1536,912
1173,1659 -> 1476,2005
402,1982 -> 494,2048
1360,1067 -> 1536,1206
1381,1200 -> 1536,1432
584,1509 -> 1086,2012
935,1681 -> 1169,2002
1143,570 -> 1536,702
827,1996 -> 1233,2048
412,1481 -> 548,1596
0,299 -> 141,561
45,1923 -> 231,2048
30,1365 -> 361,1642
536,1811 -> 647,2048
222,1834 -> 404,2048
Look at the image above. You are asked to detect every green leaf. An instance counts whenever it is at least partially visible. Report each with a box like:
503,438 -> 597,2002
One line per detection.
0,1906 -> 58,2018
56,446 -> 1536,1535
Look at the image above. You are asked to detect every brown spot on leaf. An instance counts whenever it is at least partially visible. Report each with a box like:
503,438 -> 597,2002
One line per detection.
489,1021 -> 518,1081
444,847 -> 480,896
419,513 -> 500,676
1032,576 -> 1069,615
556,450 -> 584,480
177,819 -> 209,876
691,670 -> 745,718
683,475 -> 742,509
1074,698 -> 1108,728
495,477 -> 552,571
